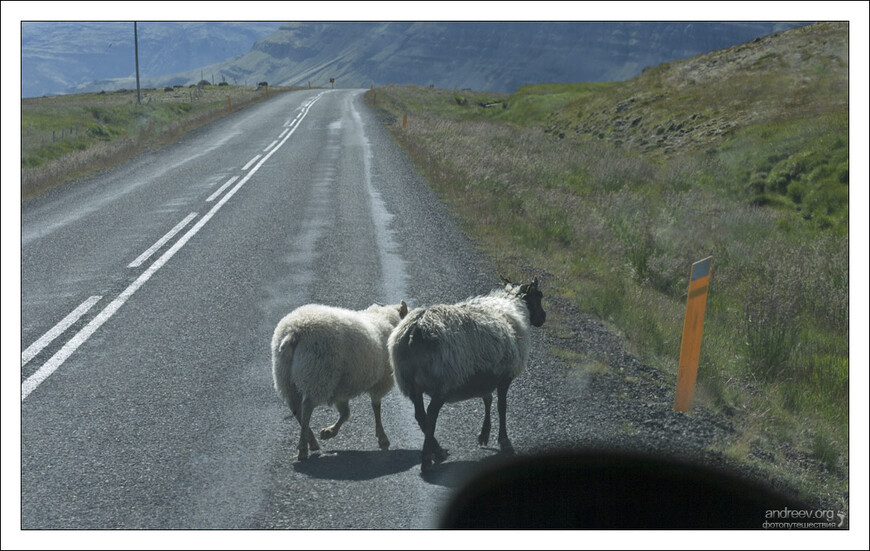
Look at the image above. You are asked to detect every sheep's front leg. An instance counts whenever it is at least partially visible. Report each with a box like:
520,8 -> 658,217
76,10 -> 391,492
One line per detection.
320,400 -> 349,440
478,394 -> 492,446
496,379 -> 515,454
297,397 -> 316,461
371,399 -> 390,449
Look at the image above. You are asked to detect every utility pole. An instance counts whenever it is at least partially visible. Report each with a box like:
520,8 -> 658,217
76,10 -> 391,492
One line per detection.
134,22 -> 141,104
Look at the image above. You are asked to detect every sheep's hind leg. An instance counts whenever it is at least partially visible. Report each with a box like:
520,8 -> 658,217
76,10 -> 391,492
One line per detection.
496,379 -> 515,454
478,394 -> 492,446
320,400 -> 350,440
297,397 -> 316,461
306,427 -> 320,451
421,396 -> 449,472
289,383 -> 319,452
411,392 -> 427,433
371,399 -> 390,449
291,411 -> 321,452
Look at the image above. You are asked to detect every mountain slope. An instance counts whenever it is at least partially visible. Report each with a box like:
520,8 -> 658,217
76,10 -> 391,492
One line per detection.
542,21 -> 848,155
205,22 -> 808,92
21,22 -> 284,97
35,21 -> 808,96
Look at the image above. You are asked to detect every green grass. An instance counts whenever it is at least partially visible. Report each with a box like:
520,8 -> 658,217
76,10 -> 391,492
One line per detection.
21,85 -> 294,198
371,22 -> 849,510
712,115 -> 849,232
494,82 -> 619,125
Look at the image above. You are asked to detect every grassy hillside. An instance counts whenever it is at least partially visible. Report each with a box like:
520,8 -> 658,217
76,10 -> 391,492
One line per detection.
373,22 -> 849,509
21,84 -> 297,199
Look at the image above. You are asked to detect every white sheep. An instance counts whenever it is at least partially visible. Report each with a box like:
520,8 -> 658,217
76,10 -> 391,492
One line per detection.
388,278 -> 545,471
271,300 -> 408,460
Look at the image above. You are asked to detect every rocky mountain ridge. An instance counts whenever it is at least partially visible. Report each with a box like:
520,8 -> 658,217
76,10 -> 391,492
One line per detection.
22,21 -> 808,97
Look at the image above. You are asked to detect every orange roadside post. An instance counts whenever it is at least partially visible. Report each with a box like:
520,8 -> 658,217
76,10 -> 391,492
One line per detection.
674,256 -> 712,412
403,114 -> 407,129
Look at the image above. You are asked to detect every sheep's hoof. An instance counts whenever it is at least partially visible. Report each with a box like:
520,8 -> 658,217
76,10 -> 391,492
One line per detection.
297,449 -> 309,461
320,427 -> 338,440
421,447 -> 449,472
434,446 -> 449,464
378,437 -> 390,450
478,432 -> 490,446
498,439 -> 515,455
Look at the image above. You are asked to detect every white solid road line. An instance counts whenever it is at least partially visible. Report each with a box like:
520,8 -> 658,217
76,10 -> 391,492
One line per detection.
21,295 -> 102,367
127,212 -> 198,268
207,175 -> 240,202
22,92 -> 327,402
241,154 -> 262,170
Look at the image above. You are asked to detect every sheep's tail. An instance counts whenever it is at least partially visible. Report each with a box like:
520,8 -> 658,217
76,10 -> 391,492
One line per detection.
390,309 -> 430,397
401,309 -> 427,347
278,332 -> 300,358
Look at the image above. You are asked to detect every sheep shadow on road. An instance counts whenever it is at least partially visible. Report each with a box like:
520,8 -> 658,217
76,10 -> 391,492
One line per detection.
292,448 -> 421,481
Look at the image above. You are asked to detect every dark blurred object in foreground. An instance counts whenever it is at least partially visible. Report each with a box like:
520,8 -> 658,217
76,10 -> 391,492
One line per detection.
440,450 -> 808,529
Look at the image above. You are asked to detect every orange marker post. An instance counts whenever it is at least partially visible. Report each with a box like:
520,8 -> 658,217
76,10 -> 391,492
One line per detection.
674,256 -> 712,412
403,114 -> 407,129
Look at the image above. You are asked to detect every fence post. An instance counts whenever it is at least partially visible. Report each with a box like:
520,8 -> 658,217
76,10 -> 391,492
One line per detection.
227,95 -> 232,112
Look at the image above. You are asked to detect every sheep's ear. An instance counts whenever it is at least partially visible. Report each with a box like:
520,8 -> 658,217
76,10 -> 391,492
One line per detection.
398,300 -> 409,318
520,278 -> 539,295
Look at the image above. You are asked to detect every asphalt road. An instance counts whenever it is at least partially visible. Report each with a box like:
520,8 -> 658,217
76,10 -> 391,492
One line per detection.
19,88 -> 554,530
